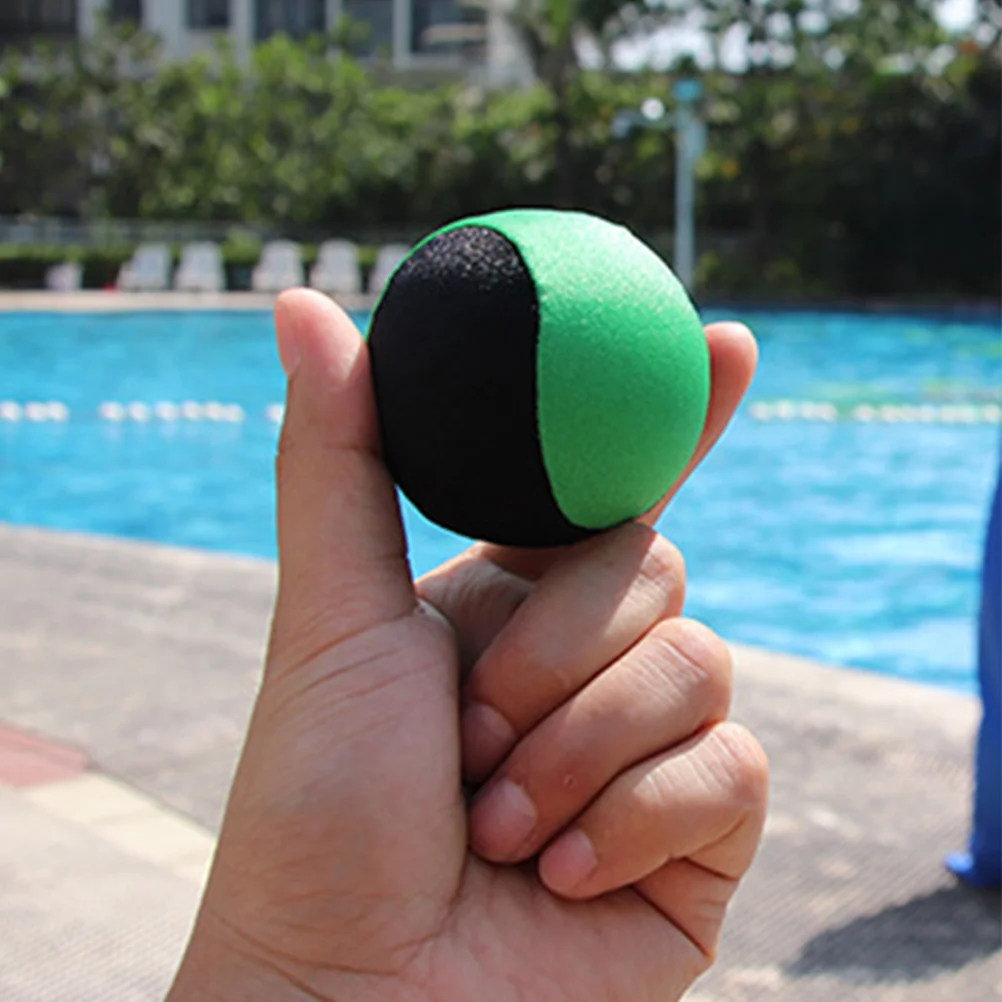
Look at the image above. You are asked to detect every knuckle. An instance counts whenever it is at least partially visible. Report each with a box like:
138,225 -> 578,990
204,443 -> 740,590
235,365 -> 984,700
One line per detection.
637,532 -> 687,603
710,721 -> 770,810
471,631 -> 544,719
634,760 -> 673,813
425,559 -> 531,673
462,564 -> 533,640
649,618 -> 733,718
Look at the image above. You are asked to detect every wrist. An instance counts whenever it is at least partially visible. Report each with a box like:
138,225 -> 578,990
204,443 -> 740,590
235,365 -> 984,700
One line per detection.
167,912 -> 310,1002
167,905 -> 425,1002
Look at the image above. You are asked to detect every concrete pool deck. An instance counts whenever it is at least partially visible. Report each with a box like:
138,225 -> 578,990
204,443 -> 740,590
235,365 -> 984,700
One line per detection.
0,524 -> 998,1001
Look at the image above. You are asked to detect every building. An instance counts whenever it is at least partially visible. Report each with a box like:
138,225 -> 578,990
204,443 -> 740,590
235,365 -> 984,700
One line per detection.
0,0 -> 529,85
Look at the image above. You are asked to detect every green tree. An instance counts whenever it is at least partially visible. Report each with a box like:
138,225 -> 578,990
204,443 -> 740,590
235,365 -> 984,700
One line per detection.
0,21 -> 161,216
508,0 -> 679,204
0,6 -> 997,298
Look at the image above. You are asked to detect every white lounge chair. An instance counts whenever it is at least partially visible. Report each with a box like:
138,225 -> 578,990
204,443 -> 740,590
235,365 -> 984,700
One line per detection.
368,243 -> 410,295
175,242 -> 225,293
251,240 -> 303,292
117,243 -> 171,291
45,261 -> 82,292
309,239 -> 361,295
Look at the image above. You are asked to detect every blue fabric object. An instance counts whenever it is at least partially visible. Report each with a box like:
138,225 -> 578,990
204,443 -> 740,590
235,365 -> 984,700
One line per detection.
947,460 -> 1002,890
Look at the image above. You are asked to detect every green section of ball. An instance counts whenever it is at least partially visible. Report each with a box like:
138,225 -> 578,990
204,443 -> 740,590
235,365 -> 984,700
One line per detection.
473,210 -> 709,527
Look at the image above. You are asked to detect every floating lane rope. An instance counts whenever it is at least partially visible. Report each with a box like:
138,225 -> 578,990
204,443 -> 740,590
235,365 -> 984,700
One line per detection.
0,400 -> 999,425
0,401 -> 69,422
747,401 -> 1001,424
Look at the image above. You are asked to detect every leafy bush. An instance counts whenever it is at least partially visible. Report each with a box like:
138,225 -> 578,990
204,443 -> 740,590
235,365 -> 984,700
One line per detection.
0,240 -> 385,291
0,244 -> 132,288
0,18 -> 998,299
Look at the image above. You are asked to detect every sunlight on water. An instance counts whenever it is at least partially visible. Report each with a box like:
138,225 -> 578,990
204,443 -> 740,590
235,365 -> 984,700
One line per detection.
1,307 -> 999,692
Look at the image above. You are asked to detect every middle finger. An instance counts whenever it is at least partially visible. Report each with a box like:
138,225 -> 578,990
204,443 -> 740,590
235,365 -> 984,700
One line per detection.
460,521 -> 686,782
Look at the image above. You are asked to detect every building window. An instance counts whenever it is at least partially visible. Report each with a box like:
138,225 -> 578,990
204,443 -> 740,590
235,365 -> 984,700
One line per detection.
342,0 -> 393,55
188,0 -> 231,29
109,0 -> 143,24
0,0 -> 78,38
411,0 -> 485,56
255,0 -> 326,40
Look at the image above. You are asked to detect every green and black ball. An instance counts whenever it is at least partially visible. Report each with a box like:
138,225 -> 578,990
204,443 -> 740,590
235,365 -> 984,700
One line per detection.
367,209 -> 710,548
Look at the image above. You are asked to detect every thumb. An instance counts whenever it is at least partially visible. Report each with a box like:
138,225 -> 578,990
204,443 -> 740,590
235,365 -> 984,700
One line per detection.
268,289 -> 415,673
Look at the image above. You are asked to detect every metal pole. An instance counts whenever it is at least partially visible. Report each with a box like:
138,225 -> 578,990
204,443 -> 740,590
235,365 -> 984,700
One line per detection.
674,102 -> 694,289
672,79 -> 702,291
392,0 -> 411,68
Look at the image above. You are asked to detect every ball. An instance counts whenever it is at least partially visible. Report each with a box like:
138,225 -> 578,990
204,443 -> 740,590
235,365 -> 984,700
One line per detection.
367,209 -> 710,548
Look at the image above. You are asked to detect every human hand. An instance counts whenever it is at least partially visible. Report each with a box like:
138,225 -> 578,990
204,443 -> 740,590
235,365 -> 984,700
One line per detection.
167,289 -> 767,1002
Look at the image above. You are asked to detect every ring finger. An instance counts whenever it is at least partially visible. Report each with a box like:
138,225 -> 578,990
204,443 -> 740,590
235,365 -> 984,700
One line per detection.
468,617 -> 733,862
538,720 -> 769,900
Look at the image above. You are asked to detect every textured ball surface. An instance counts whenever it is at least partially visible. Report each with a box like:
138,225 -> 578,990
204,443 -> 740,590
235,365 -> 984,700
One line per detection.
368,209 -> 710,547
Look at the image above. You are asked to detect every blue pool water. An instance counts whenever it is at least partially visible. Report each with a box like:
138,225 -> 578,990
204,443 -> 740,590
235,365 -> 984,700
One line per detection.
1,308 -> 999,693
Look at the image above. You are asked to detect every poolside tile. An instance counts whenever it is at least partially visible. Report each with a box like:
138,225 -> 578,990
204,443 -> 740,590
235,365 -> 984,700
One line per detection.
23,773 -> 150,823
95,808 -> 216,867
0,722 -> 87,787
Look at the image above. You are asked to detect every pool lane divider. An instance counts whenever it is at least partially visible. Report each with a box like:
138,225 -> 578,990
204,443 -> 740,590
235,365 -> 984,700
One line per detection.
0,400 -> 999,425
749,401 -> 1001,424
0,401 -> 255,423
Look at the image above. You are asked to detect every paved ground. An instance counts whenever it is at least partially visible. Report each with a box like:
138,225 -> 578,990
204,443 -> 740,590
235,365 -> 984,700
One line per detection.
0,524 -> 999,1001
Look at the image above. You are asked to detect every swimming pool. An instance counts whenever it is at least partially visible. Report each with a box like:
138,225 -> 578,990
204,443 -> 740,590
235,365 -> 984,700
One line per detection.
1,307 -> 999,693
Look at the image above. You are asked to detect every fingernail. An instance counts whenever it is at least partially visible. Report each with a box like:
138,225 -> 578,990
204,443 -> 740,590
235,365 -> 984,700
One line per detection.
461,702 -> 516,779
471,778 -> 537,859
541,828 -> 597,894
277,322 -> 301,377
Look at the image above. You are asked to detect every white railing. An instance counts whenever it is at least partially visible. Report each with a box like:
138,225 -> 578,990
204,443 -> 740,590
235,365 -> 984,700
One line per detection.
0,216 -> 268,248
0,216 -> 432,250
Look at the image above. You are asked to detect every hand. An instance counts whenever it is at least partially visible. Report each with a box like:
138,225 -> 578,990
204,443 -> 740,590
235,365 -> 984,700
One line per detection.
167,289 -> 768,1002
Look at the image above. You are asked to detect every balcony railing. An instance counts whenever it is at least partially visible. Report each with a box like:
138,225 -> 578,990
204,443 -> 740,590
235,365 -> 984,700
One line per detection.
0,1 -> 78,40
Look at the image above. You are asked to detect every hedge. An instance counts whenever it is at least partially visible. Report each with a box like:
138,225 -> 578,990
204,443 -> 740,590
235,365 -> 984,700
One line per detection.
0,242 -> 383,291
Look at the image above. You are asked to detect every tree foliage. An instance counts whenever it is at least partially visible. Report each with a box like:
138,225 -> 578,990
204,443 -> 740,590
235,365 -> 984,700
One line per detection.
0,8 -> 998,298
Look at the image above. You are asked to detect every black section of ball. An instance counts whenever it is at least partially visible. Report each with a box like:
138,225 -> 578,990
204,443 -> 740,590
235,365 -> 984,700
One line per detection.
368,225 -> 593,547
